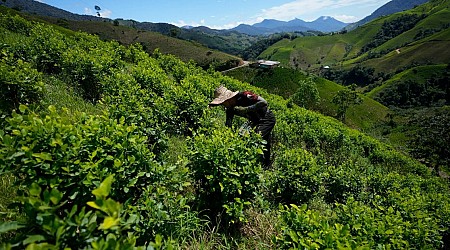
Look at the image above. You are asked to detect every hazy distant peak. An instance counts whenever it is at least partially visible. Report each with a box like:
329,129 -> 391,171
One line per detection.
231,16 -> 348,35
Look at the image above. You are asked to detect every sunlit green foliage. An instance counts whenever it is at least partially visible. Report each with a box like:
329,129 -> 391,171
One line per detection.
0,12 -> 449,249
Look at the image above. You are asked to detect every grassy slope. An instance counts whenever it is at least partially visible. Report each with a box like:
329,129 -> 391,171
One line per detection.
260,35 -> 352,70
363,28 -> 450,73
315,78 -> 389,130
255,0 -> 449,138
372,7 -> 450,54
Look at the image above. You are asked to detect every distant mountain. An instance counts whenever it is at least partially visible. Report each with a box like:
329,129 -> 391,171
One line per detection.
286,18 -> 308,27
232,24 -> 273,36
346,0 -> 430,30
190,26 -> 242,36
231,16 -> 348,35
0,0 -> 104,21
308,16 -> 350,32
254,19 -> 291,29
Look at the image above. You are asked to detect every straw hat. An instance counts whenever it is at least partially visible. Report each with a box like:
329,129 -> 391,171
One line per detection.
209,86 -> 239,105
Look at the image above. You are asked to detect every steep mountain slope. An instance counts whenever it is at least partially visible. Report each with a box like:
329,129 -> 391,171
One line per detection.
367,64 -> 449,108
241,0 -> 449,173
346,0 -> 430,30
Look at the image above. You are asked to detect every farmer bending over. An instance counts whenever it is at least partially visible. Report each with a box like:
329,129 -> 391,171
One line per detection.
209,85 -> 276,167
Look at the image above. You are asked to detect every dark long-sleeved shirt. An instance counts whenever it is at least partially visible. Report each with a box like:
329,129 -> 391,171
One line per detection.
225,91 -> 268,127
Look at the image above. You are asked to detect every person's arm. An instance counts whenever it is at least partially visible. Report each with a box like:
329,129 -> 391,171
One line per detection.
235,96 -> 268,113
225,107 -> 234,127
247,96 -> 268,112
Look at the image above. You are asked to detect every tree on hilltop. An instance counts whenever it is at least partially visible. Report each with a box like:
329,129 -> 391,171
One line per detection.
332,85 -> 362,121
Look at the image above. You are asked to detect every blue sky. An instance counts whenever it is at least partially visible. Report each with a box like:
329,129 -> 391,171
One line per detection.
36,0 -> 392,29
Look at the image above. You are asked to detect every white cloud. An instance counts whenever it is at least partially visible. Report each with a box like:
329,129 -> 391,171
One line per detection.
84,7 -> 112,18
209,21 -> 245,30
171,20 -> 188,27
332,14 -> 358,23
208,16 -> 267,29
171,19 -> 246,30
256,0 -> 380,21
100,10 -> 112,18
84,8 -> 93,15
34,0 -> 45,2
171,20 -> 205,27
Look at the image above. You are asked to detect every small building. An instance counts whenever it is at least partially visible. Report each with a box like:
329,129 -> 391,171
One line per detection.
257,60 -> 280,69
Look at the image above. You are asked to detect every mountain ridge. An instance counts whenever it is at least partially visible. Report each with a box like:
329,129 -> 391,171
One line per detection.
232,16 -> 348,35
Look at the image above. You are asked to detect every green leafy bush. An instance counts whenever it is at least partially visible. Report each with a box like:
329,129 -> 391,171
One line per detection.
270,148 -> 322,205
288,78 -> 320,109
0,105 -> 198,245
275,204 -> 359,249
28,24 -> 68,74
0,56 -> 43,114
1,106 -> 159,204
61,38 -> 122,102
334,196 -> 444,249
101,71 -> 170,157
0,13 -> 32,36
0,175 -> 179,249
276,193 -> 448,249
188,125 -> 264,224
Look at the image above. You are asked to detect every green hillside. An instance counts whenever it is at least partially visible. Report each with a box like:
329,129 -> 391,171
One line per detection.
259,0 -> 450,75
1,10 -> 450,250
0,6 -> 241,70
368,64 -> 449,106
362,27 -> 450,73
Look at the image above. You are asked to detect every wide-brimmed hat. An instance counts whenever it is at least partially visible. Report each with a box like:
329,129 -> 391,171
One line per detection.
209,86 -> 239,105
